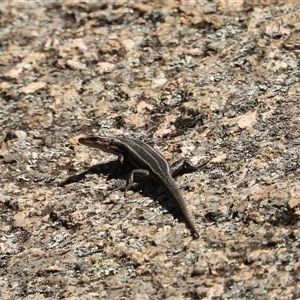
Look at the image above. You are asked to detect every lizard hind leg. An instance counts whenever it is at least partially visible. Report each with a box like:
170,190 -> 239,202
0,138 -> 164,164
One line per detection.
170,157 -> 210,178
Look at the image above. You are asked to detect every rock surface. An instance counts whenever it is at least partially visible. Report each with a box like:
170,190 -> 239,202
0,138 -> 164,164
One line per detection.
1,1 -> 300,299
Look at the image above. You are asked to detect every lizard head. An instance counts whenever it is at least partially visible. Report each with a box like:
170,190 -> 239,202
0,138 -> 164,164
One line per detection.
78,136 -> 119,155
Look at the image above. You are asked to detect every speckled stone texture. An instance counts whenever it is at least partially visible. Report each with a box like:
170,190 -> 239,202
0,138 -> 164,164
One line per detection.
1,1 -> 300,299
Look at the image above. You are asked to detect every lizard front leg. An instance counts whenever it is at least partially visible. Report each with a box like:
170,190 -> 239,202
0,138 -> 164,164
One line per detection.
124,169 -> 150,196
111,168 -> 150,196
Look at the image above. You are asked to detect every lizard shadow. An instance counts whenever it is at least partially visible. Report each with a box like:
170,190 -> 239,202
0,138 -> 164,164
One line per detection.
59,160 -> 132,187
59,159 -> 198,230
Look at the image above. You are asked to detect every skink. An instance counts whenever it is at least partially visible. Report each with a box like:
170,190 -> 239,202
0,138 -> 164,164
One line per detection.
78,136 -> 201,238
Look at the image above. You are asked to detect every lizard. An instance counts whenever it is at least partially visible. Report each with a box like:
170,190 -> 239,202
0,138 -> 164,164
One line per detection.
78,136 -> 207,238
